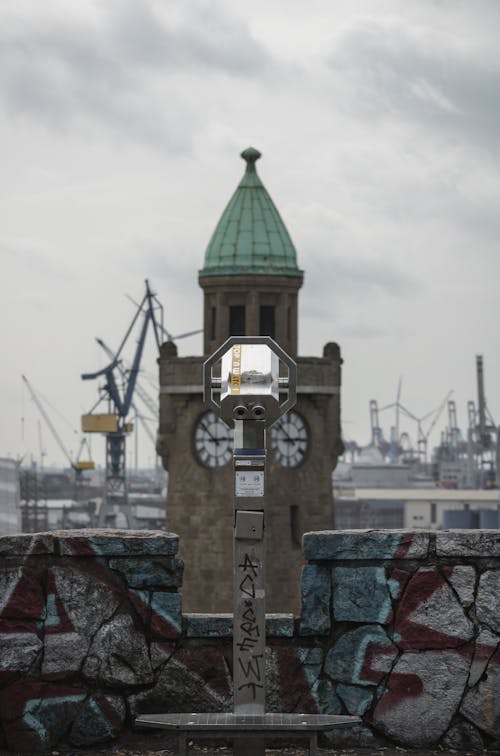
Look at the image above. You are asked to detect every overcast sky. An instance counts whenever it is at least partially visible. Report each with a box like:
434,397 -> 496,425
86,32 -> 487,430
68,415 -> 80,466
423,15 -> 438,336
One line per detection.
1,0 -> 499,470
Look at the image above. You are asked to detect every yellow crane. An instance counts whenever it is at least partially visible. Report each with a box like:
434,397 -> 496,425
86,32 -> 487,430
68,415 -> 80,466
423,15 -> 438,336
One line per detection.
21,375 -> 95,477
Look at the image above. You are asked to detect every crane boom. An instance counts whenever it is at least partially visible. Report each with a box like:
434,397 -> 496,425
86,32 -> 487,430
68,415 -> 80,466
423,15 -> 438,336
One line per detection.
96,338 -> 159,417
81,280 -> 163,528
22,375 -> 75,470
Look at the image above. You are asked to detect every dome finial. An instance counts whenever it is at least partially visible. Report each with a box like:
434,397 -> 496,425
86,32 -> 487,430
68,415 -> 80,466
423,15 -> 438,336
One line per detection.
241,146 -> 261,172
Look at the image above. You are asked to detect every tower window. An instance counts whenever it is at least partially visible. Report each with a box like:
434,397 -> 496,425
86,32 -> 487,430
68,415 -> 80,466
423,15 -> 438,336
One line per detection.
229,306 -> 245,336
259,306 -> 275,338
290,505 -> 300,548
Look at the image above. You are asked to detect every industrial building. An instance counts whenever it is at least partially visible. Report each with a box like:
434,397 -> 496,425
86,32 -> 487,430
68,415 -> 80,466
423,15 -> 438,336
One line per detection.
0,458 -> 21,534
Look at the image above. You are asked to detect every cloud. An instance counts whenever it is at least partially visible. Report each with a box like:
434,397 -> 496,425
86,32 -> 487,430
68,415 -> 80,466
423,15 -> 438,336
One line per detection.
0,1 -> 272,146
305,253 -> 419,299
327,15 -> 500,155
339,323 -> 386,339
109,0 -> 271,74
1,239 -> 63,277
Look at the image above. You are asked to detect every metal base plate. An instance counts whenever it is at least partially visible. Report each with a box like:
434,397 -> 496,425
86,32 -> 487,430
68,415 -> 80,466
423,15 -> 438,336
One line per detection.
135,712 -> 361,732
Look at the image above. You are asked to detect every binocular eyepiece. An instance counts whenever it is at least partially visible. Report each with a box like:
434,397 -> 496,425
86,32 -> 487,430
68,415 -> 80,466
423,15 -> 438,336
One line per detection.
203,337 -> 297,429
233,403 -> 267,420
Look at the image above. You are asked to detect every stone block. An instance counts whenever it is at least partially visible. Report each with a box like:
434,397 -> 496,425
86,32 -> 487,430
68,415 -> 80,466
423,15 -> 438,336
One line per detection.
266,613 -> 295,636
387,568 -> 411,599
436,530 -> 500,557
150,592 -> 182,638
373,649 -> 472,746
0,533 -> 54,557
42,565 -> 121,677
303,530 -> 429,561
55,528 -> 179,557
337,683 -> 374,715
129,647 -> 232,716
150,641 -> 176,670
185,613 -> 232,637
266,647 -> 323,713
332,566 -> 393,624
109,557 -> 184,588
70,694 -> 126,746
0,620 -> 42,685
83,614 -> 154,686
0,682 -> 86,752
45,565 -> 121,635
311,678 -> 342,715
184,613 -> 294,638
446,564 -> 476,607
461,647 -> 500,737
298,564 -> 331,635
42,633 -> 88,680
323,722 -> 382,749
0,568 -> 45,620
468,627 -> 500,686
442,719 -> 485,751
127,588 -> 150,625
476,569 -> 500,631
394,567 -> 474,649
324,625 -> 398,687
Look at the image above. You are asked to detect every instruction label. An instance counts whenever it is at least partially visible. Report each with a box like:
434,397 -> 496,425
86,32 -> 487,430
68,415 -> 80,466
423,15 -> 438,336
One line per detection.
235,470 -> 264,497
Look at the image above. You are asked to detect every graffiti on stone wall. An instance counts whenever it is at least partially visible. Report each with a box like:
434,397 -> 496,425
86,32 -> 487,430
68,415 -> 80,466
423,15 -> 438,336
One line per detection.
0,529 -> 499,752
299,530 -> 500,749
0,531 -> 186,752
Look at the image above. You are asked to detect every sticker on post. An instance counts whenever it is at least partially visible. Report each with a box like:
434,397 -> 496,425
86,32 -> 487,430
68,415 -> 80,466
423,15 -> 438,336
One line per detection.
235,470 -> 264,497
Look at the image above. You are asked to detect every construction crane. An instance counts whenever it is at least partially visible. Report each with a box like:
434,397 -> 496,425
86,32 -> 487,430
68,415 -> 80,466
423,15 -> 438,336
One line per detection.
476,355 -> 495,449
96,336 -> 161,475
465,355 -> 498,488
444,399 -> 462,455
126,292 -> 202,346
81,280 -> 163,527
21,374 -> 94,493
379,378 -> 404,464
369,400 -> 383,447
378,387 -> 452,466
95,338 -> 159,419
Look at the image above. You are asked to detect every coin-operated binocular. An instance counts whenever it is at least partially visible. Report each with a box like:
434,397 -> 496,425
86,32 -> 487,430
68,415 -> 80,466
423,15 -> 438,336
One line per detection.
203,336 -> 297,430
204,336 -> 297,720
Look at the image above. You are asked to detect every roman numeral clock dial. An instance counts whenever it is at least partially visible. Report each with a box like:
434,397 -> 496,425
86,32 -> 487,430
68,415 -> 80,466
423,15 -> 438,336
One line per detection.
271,410 -> 309,468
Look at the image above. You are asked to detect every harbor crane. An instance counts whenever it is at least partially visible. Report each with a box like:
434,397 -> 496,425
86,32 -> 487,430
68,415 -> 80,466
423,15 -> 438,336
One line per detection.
95,337 -> 159,420
375,387 -> 452,465
465,355 -> 498,488
369,400 -> 383,447
95,336 -> 161,475
81,280 -> 163,527
21,375 -> 94,496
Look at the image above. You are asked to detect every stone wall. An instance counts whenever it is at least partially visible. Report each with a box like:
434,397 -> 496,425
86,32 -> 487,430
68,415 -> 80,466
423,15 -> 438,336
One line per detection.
0,528 -> 498,752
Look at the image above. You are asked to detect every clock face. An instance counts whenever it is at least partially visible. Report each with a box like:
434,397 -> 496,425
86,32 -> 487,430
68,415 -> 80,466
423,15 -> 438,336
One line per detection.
194,411 -> 233,468
271,410 -> 309,468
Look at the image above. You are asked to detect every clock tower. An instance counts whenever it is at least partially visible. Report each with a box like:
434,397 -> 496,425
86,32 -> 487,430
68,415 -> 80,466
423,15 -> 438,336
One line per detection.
158,148 -> 343,613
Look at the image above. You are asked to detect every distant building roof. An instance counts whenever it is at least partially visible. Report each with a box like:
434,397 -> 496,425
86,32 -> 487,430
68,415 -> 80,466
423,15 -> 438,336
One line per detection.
200,147 -> 303,278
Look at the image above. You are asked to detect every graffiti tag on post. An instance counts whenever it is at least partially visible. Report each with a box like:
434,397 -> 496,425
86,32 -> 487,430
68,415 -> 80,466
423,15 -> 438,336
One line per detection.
234,548 -> 265,708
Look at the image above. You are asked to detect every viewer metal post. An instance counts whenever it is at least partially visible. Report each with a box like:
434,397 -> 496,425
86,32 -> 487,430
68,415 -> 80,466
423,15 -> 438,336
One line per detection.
204,336 -> 296,754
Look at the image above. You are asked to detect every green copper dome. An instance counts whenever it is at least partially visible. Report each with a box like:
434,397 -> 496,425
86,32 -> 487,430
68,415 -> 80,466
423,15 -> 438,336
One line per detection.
200,147 -> 303,278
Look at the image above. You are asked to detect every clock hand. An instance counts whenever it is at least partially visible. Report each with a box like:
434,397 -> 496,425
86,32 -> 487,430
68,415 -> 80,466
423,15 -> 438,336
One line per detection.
200,421 -> 219,443
280,427 -> 300,445
278,422 -> 294,442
